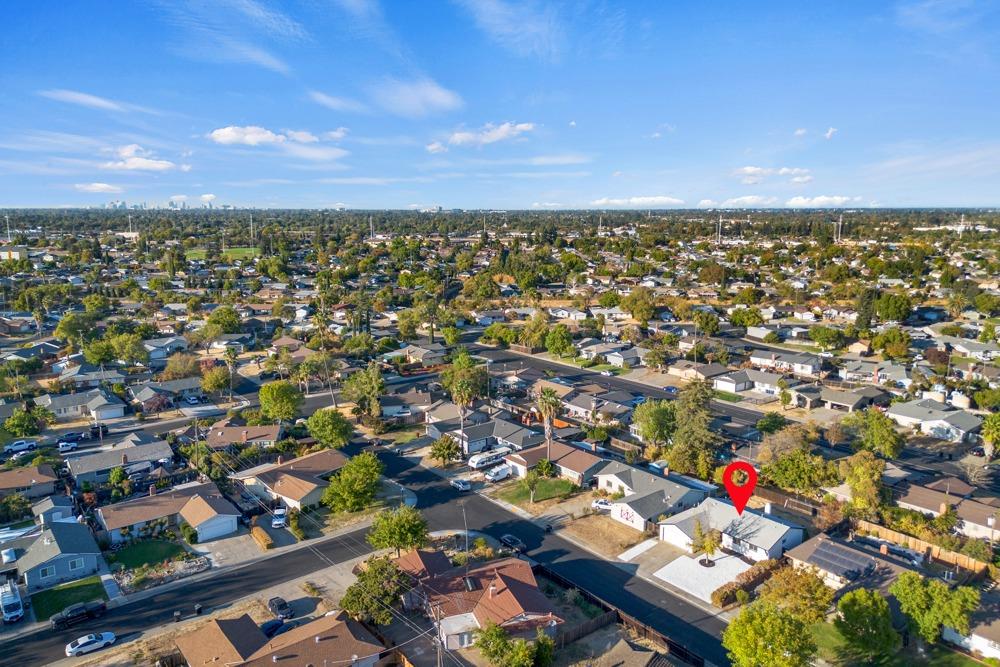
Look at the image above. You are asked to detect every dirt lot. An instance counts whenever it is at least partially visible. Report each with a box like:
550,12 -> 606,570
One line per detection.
562,514 -> 648,558
556,623 -> 673,667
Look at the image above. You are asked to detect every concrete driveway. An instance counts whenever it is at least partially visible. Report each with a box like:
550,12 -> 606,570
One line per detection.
179,404 -> 226,419
653,553 -> 751,603
190,528 -> 261,567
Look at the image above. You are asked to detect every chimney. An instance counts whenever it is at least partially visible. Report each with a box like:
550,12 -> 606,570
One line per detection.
314,636 -> 320,644
242,430 -> 248,443
149,485 -> 156,496
121,453 -> 128,465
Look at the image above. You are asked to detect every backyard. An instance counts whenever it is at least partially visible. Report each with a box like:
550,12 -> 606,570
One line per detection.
30,576 -> 108,621
185,246 -> 259,261
107,539 -> 186,570
811,622 -> 981,667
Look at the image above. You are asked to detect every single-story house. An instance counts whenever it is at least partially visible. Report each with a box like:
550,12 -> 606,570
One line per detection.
596,461 -> 709,532
205,419 -> 284,450
659,498 -> 805,562
96,481 -> 239,544
749,350 -> 822,377
232,449 -> 348,510
32,495 -> 75,527
785,532 -> 914,590
66,440 -> 174,485
944,593 -> 1000,660
35,388 -> 127,422
441,418 -> 545,456
504,441 -> 604,486
175,611 -> 387,667
0,464 -> 58,500
18,521 -> 102,592
886,398 -> 982,443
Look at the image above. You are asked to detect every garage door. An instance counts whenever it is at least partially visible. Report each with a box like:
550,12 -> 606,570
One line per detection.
197,515 -> 237,542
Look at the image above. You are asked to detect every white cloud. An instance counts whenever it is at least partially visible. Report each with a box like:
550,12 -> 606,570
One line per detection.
425,141 -> 448,154
532,202 -> 564,208
38,89 -> 131,112
697,199 -> 718,208
281,143 -> 349,161
455,0 -> 565,59
179,164 -> 193,172
324,127 -> 349,141
794,128 -> 807,137
101,144 -> 177,171
208,126 -> 286,146
74,182 -> 122,193
527,154 -> 588,165
169,194 -> 188,202
790,175 -> 814,184
825,127 -> 838,140
227,0 -> 307,38
307,90 -> 367,113
590,195 -> 684,207
786,195 -> 852,207
568,120 -> 576,127
449,121 -> 534,147
285,130 -> 319,143
720,195 -> 778,207
319,176 -> 431,185
200,193 -> 216,203
733,165 -> 810,184
369,77 -> 463,117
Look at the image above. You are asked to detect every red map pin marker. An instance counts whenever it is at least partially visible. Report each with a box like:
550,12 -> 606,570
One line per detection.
722,461 -> 758,515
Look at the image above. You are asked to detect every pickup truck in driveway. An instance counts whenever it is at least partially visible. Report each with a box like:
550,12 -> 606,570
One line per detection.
50,600 -> 107,630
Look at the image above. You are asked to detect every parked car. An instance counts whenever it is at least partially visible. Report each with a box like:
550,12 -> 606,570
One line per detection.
185,395 -> 201,406
971,446 -> 986,457
268,596 -> 293,619
450,478 -> 471,492
818,351 -> 834,359
89,424 -> 109,439
4,440 -> 36,455
600,370 -> 613,377
484,465 -> 511,483
499,534 -> 526,553
271,507 -> 287,529
260,618 -> 284,638
58,432 -> 84,443
591,498 -> 613,512
272,619 -> 301,636
663,386 -> 678,395
65,632 -> 116,657
50,600 -> 107,629
58,441 -> 78,453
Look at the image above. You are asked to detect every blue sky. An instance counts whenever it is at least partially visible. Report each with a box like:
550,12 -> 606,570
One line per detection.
1,0 -> 998,209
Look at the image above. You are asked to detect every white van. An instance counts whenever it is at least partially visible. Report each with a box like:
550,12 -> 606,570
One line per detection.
484,465 -> 511,483
468,447 -> 512,470
0,580 -> 23,623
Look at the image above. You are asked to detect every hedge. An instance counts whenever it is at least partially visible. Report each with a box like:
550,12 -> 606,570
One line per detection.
288,509 -> 306,541
251,525 -> 273,550
710,558 -> 782,608
179,522 -> 198,545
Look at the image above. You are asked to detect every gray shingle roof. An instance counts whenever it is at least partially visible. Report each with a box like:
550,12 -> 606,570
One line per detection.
17,522 -> 99,573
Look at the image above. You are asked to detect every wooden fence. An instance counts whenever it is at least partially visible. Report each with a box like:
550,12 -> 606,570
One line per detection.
555,611 -> 617,647
854,519 -> 989,575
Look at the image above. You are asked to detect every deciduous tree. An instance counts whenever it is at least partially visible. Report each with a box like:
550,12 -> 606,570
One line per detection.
722,601 -> 816,667
366,505 -> 429,556
306,408 -> 353,449
834,588 -> 900,659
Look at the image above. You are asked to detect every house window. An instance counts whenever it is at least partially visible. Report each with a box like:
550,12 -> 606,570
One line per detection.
68,558 -> 85,571
39,566 -> 56,579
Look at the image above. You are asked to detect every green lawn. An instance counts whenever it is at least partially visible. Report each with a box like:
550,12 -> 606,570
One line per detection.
30,576 -> 107,621
185,246 -> 259,261
499,477 -> 577,505
714,390 -> 743,403
811,622 -> 981,667
108,539 -> 185,569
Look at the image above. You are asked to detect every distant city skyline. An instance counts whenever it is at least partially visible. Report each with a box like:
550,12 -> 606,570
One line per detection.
2,1 -> 999,209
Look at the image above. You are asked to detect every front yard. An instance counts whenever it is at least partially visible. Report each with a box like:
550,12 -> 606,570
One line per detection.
107,539 -> 186,570
30,576 -> 108,621
498,477 -> 577,505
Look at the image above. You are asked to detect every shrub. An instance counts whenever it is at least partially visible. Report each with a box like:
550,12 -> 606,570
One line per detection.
288,509 -> 306,541
710,559 -> 782,608
735,589 -> 751,606
251,525 -> 274,550
179,522 -> 198,544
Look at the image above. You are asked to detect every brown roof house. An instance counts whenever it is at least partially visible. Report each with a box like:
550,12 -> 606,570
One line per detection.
96,481 -> 239,544
0,464 -> 58,500
409,554 -> 563,649
205,418 -> 284,451
232,449 -> 347,510
175,610 -> 387,667
505,441 -> 604,486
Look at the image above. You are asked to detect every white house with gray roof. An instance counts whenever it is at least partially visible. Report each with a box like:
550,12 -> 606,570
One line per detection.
17,522 -> 102,592
659,497 -> 805,562
887,398 -> 982,442
66,439 -> 173,485
35,388 -> 126,422
595,461 -> 709,532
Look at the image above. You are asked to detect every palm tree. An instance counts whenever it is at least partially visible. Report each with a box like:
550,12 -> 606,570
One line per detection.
536,388 -> 561,461
450,378 -> 475,451
311,310 -> 338,408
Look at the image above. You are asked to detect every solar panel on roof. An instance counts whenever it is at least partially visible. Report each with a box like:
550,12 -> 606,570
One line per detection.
807,540 -> 875,581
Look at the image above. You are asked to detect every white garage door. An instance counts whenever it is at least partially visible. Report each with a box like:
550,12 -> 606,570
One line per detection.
197,515 -> 237,542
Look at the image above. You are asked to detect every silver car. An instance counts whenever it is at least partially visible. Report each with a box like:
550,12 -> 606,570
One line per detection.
65,632 -> 116,657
